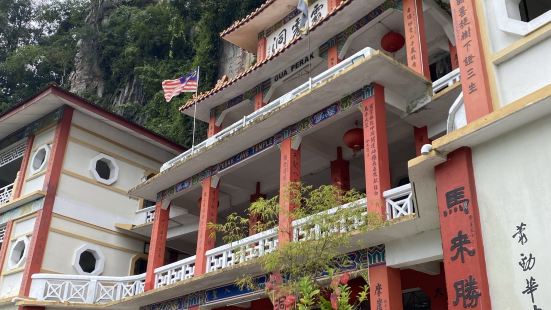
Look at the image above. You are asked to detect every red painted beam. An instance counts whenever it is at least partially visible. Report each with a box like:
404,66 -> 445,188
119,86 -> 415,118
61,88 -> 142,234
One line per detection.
19,107 -> 73,297
144,201 -> 170,291
194,177 -> 219,276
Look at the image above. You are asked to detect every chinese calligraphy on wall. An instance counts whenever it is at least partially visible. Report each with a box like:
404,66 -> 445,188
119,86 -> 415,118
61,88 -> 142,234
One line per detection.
265,0 -> 328,58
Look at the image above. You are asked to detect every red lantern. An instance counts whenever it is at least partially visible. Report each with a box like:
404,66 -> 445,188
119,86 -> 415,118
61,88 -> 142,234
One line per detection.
343,128 -> 364,152
381,31 -> 405,53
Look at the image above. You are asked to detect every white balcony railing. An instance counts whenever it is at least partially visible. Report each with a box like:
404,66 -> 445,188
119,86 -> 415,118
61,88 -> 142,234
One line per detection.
154,256 -> 196,289
292,198 -> 367,242
205,227 -> 278,273
384,183 -> 415,220
160,47 -> 376,172
134,206 -> 156,225
28,185 -> 414,304
0,183 -> 14,205
29,273 -> 145,304
432,68 -> 461,93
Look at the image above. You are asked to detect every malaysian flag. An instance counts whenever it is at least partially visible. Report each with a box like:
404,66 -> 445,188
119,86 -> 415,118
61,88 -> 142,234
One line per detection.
162,68 -> 199,102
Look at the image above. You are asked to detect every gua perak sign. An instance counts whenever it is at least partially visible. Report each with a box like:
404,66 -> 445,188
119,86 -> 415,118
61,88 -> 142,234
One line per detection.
264,0 -> 328,58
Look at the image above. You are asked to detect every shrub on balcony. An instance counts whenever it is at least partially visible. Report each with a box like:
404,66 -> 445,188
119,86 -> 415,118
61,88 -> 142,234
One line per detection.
209,184 -> 394,309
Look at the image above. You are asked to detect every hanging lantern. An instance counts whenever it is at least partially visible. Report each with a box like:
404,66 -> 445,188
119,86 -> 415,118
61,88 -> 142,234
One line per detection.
381,31 -> 405,53
343,128 -> 364,152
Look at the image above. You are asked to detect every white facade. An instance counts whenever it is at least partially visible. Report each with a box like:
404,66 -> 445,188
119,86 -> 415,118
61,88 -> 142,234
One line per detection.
473,113 -> 551,309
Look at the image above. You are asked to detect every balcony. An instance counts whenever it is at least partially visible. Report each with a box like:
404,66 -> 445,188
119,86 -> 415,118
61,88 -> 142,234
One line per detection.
0,183 -> 14,205
131,46 -> 431,201
29,273 -> 145,304
28,184 -> 417,305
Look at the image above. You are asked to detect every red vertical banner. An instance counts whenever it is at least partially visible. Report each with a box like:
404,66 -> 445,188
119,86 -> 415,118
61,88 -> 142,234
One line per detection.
369,264 -> 403,310
278,138 -> 301,244
403,0 -> 430,79
144,201 -> 170,290
435,147 -> 491,309
362,84 -> 390,216
194,177 -> 219,276
450,0 -> 492,122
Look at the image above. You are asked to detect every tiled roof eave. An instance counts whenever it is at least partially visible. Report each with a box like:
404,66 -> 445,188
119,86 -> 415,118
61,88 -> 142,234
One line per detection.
181,0 -> 352,113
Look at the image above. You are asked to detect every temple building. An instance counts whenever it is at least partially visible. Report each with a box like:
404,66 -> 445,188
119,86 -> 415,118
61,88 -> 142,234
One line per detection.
1,0 -> 551,309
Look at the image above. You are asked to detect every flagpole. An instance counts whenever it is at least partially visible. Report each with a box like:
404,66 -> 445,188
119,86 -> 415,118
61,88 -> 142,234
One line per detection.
191,66 -> 200,153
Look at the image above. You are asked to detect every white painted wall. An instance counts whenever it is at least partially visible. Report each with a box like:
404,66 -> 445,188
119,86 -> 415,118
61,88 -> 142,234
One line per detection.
0,216 -> 36,298
42,216 -> 143,276
473,113 -> 551,309
385,229 -> 443,268
20,127 -> 55,196
481,0 -> 551,105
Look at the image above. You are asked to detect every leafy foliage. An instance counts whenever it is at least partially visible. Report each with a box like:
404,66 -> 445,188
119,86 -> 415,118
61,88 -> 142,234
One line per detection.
211,184 -> 387,309
0,0 -> 264,147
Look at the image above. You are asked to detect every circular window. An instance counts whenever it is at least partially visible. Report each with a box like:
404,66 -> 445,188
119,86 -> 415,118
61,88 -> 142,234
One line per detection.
8,236 -> 29,269
89,154 -> 119,185
30,145 -> 51,174
73,244 -> 105,275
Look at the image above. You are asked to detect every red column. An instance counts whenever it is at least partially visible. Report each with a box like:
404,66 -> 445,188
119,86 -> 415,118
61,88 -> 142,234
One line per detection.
257,37 -> 267,63
254,92 -> 265,111
144,201 -> 170,291
449,41 -> 459,70
370,265 -> 403,310
362,84 -> 390,216
435,148 -> 491,309
13,135 -> 34,199
208,113 -> 221,137
19,107 -> 73,297
278,138 -> 301,244
450,0 -> 492,122
362,85 -> 403,309
327,45 -> 340,68
0,221 -> 14,276
403,0 -> 431,79
249,182 -> 266,235
194,177 -> 219,276
414,126 -> 431,156
330,147 -> 350,191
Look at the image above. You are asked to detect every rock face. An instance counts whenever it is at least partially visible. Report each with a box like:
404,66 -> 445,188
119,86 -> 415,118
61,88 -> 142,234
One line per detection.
69,0 -> 146,113
69,38 -> 104,98
218,40 -> 256,80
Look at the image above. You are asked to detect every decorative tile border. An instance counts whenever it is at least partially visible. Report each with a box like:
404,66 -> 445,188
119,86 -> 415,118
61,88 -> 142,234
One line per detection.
212,79 -> 271,118
158,84 -> 374,201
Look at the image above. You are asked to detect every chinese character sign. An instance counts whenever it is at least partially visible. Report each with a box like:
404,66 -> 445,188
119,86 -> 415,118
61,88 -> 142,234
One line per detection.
266,0 -> 328,58
435,148 -> 491,309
